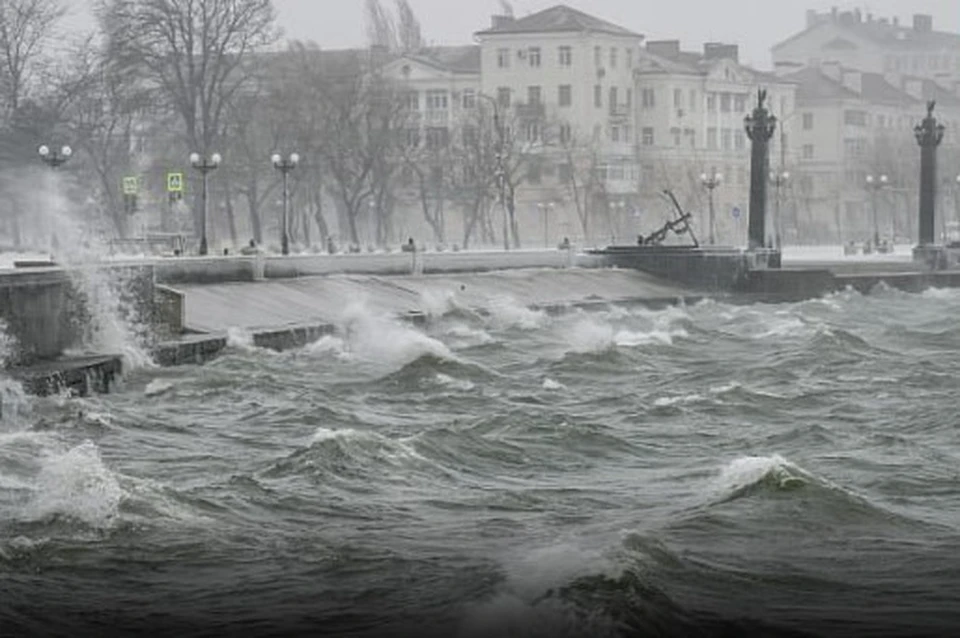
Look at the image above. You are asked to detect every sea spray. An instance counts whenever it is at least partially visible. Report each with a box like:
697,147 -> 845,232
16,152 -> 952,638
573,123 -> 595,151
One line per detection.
23,170 -> 155,370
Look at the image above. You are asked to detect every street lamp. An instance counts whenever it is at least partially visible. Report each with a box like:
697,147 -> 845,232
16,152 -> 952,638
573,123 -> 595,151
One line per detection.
271,152 -> 300,255
865,174 -> 889,247
537,202 -> 555,248
700,168 -> 722,245
769,169 -> 790,248
38,144 -> 72,169
189,151 -> 222,256
478,91 -> 510,251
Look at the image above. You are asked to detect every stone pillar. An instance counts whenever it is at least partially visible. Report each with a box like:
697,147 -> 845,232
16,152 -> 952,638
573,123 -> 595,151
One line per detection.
744,89 -> 778,251
914,101 -> 945,247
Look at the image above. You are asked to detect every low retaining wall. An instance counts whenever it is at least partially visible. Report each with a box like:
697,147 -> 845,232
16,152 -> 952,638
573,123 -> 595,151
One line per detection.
0,268 -> 73,365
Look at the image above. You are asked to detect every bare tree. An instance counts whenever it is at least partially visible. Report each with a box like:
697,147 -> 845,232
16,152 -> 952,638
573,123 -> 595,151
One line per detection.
394,0 -> 422,53
99,0 -> 277,154
558,126 -> 606,243
364,0 -> 397,51
0,0 -> 65,120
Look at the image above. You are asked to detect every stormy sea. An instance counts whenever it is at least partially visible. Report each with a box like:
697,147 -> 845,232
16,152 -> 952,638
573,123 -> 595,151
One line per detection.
2,282 -> 960,637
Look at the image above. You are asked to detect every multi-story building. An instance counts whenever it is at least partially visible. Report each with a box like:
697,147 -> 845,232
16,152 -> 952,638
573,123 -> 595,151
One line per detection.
473,5 -> 644,245
783,63 -> 960,243
633,41 -> 797,245
773,8 -> 960,244
773,8 -> 960,85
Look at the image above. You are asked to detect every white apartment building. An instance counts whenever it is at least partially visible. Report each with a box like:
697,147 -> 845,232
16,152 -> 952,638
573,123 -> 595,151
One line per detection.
634,41 -> 798,245
783,63 -> 960,243
474,5 -> 644,245
773,9 -> 960,85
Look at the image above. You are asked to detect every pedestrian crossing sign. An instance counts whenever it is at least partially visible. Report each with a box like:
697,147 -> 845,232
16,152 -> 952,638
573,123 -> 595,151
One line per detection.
167,172 -> 184,193
122,176 -> 139,195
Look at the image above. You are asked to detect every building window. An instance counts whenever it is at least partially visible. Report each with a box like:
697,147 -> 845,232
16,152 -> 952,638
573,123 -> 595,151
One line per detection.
610,47 -> 618,68
641,88 -> 655,108
559,123 -> 572,144
610,125 -> 621,142
844,110 -> 867,126
684,128 -> 696,147
707,127 -> 718,149
720,92 -> 731,113
527,162 -> 542,184
707,93 -> 717,112
642,127 -> 655,146
803,144 -> 814,159
529,47 -> 541,68
497,48 -> 510,69
594,84 -> 602,108
525,122 -> 540,143
403,91 -> 419,110
425,127 -> 448,149
844,137 -> 866,158
673,88 -> 682,109
689,90 -> 697,111
671,127 -> 681,146
609,87 -> 619,113
425,90 -> 448,110
404,128 -> 420,148
721,128 -> 732,150
802,112 -> 814,130
594,46 -> 601,66
559,163 -> 573,183
625,89 -> 632,108
527,85 -> 541,105
461,89 -> 476,109
734,94 -> 746,112
559,46 -> 572,66
734,130 -> 745,150
497,87 -> 511,108
558,84 -> 572,107
627,48 -> 633,68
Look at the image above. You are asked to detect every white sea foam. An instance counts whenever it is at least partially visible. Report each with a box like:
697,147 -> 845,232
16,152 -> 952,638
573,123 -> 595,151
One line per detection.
338,301 -> 455,368
652,393 -> 704,408
709,454 -> 808,500
226,326 -> 257,351
144,379 -> 175,397
435,373 -> 476,392
486,296 -> 547,330
542,378 -> 565,391
457,543 -> 620,638
26,441 -> 123,528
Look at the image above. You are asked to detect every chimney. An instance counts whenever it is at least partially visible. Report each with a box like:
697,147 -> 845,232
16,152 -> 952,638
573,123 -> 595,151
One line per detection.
806,9 -> 817,28
491,14 -> 515,30
703,42 -> 739,63
912,14 -> 933,33
854,8 -> 862,23
841,69 -> 862,94
831,6 -> 838,21
821,60 -> 842,82
893,16 -> 899,27
646,40 -> 681,59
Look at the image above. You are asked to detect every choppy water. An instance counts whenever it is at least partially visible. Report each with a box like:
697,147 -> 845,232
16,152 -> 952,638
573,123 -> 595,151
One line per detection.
2,284 -> 960,637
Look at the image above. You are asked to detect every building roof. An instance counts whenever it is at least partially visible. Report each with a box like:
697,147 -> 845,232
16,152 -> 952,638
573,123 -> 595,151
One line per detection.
406,45 -> 480,74
636,47 -> 792,86
774,12 -> 960,52
783,67 -> 860,101
474,4 -> 641,38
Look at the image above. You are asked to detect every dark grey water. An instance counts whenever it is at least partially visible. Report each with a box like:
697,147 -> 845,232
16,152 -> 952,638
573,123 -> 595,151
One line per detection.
2,284 -> 960,637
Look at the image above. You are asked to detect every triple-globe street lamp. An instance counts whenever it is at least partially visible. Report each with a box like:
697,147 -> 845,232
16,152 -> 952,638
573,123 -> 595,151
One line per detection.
271,152 -> 300,255
700,168 -> 722,245
38,144 -> 73,169
865,173 -> 889,247
537,202 -> 555,248
189,152 -> 222,256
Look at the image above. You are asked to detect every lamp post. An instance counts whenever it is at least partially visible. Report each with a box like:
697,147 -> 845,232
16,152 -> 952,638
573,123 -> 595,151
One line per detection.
189,152 -> 221,256
865,174 -> 888,247
769,169 -> 790,248
271,152 -> 300,255
38,144 -> 73,169
537,202 -> 555,248
700,168 -> 722,245
607,200 -> 625,243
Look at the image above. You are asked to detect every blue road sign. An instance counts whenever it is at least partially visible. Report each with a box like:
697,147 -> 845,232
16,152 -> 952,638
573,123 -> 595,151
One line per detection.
732,206 -> 742,219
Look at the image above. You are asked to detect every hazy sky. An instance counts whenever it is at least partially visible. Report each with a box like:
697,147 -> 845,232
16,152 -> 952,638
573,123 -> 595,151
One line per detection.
64,0 -> 959,70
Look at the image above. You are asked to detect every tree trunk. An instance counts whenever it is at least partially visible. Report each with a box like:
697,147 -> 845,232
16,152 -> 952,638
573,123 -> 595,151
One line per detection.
246,181 -> 263,244
224,179 -> 239,248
